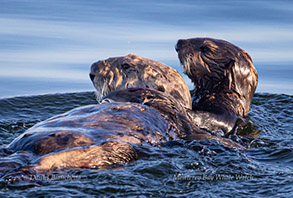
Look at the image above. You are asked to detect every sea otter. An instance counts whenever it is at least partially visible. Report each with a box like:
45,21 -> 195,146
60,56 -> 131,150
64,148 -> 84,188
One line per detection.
89,53 -> 192,109
175,37 -> 258,135
6,88 -> 241,172
2,48 -> 253,173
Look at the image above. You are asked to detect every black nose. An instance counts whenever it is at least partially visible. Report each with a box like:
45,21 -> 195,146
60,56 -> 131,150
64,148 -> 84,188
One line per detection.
175,39 -> 183,52
89,73 -> 95,82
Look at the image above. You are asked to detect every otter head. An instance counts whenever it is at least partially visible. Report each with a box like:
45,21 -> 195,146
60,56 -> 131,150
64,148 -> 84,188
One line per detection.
90,54 -> 192,109
89,54 -> 139,100
175,38 -> 258,116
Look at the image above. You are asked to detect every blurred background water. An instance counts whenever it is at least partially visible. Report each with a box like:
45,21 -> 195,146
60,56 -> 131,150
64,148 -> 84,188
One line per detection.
0,0 -> 292,98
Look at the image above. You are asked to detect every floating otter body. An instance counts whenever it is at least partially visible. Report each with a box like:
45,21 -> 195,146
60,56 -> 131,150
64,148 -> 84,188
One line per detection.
3,52 -> 247,172
6,88 -> 240,171
175,37 -> 258,134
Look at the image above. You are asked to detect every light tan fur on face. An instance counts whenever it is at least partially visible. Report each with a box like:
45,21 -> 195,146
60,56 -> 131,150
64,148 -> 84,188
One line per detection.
90,54 -> 192,109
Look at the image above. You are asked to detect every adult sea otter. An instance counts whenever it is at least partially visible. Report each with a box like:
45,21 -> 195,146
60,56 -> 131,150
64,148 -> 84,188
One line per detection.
175,37 -> 258,135
4,54 -> 242,172
6,88 -> 241,172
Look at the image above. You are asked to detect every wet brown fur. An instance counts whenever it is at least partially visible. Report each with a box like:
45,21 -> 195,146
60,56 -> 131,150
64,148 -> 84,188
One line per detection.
176,38 -> 258,134
7,88 -> 242,171
89,54 -> 192,109
3,45 -> 252,172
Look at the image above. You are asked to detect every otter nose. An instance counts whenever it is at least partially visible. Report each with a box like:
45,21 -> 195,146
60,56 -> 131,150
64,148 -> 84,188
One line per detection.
89,73 -> 95,82
175,39 -> 183,52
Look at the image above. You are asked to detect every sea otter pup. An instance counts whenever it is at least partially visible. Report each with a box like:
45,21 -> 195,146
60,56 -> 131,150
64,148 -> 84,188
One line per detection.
89,54 -> 192,109
6,88 -> 241,171
175,38 -> 258,135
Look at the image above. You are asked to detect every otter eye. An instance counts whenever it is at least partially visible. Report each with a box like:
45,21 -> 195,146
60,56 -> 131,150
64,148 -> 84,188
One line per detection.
122,63 -> 131,70
200,46 -> 209,53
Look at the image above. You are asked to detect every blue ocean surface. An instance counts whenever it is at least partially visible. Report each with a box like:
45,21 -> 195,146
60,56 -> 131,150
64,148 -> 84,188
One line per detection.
0,0 -> 293,97
0,1 -> 292,197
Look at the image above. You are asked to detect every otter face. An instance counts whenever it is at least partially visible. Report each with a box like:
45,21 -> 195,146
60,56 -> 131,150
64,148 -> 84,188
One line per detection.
90,54 -> 149,101
90,54 -> 192,109
90,56 -> 125,100
175,37 -> 258,116
175,38 -> 237,81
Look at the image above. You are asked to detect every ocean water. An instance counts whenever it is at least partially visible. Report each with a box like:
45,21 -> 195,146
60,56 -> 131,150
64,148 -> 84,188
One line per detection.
0,0 -> 292,197
0,92 -> 292,197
